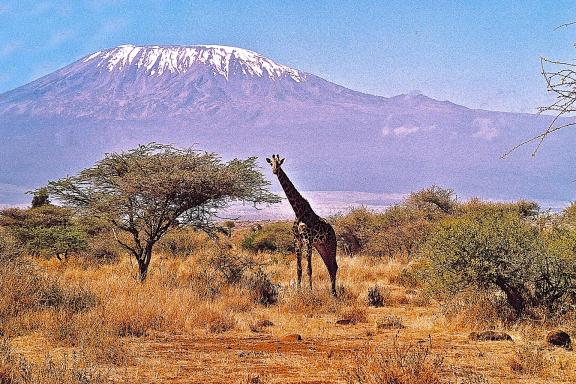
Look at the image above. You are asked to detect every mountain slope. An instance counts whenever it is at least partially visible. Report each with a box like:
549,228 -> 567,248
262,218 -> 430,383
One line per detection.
0,44 -> 573,205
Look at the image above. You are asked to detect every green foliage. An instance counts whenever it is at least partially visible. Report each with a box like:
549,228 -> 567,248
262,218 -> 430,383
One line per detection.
535,226 -> 576,313
405,185 -> 457,219
419,202 -> 576,317
241,222 -> 294,254
332,186 -> 455,258
562,202 -> 576,226
331,207 -> 378,255
0,205 -> 87,260
332,204 -> 432,259
27,226 -> 88,261
45,143 -> 280,281
30,187 -> 51,208
421,206 -> 538,293
0,228 -> 22,263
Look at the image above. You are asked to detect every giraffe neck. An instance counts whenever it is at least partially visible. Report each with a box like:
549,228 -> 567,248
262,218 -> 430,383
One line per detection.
276,168 -> 316,220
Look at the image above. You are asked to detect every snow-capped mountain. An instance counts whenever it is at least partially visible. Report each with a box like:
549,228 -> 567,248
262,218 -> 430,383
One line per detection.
86,45 -> 306,80
0,44 -> 574,205
0,44 -> 369,120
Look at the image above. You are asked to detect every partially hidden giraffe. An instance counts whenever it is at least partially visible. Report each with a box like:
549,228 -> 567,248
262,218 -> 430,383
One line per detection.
266,154 -> 338,296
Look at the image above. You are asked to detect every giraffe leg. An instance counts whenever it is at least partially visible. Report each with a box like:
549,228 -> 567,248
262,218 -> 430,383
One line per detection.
294,236 -> 303,289
306,239 -> 313,290
292,222 -> 303,289
316,238 -> 338,296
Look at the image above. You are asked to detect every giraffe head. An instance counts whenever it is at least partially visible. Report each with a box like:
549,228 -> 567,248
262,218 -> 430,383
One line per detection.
266,154 -> 285,175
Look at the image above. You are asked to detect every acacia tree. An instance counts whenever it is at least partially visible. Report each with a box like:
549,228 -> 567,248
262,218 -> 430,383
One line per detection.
45,143 -> 280,281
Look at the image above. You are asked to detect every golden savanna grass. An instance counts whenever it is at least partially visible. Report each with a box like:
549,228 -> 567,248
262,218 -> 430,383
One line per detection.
2,225 -> 576,383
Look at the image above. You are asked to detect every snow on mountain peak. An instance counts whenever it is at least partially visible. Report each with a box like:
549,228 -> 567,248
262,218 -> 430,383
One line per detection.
81,44 -> 307,82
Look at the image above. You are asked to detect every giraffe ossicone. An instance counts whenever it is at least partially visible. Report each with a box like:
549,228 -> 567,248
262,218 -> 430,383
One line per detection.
266,154 -> 338,296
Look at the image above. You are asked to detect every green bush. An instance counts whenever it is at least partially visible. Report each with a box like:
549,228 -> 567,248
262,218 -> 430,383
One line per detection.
419,202 -> 576,318
0,229 -> 22,263
404,185 -> 457,219
333,205 -> 431,259
332,207 -> 379,255
0,206 -> 87,260
241,222 -> 294,254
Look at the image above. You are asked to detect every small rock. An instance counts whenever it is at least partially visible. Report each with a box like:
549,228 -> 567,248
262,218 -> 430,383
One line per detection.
469,331 -> 513,341
336,319 -> 353,325
546,330 -> 571,349
281,334 -> 302,342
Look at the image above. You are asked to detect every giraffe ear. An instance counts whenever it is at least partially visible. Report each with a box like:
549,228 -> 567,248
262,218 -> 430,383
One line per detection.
266,158 -> 272,164
280,158 -> 285,165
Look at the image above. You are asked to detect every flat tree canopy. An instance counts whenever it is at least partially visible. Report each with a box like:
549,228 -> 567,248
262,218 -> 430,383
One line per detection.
46,143 -> 280,280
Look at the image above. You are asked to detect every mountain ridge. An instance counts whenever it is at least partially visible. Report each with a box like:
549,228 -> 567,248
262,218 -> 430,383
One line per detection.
0,44 -> 574,205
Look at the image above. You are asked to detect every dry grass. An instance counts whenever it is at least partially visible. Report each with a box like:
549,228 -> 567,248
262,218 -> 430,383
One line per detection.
376,315 -> 405,330
437,290 -> 514,331
345,336 -> 444,384
338,305 -> 369,324
2,229 -> 576,383
508,344 -> 551,377
0,337 -> 108,384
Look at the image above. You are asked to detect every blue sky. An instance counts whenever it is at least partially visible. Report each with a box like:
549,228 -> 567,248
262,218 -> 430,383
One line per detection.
1,0 -> 575,112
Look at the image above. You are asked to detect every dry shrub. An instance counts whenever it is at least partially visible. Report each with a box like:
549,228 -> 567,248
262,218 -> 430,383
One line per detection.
376,316 -> 405,330
0,337 -> 108,384
0,260 -> 97,336
106,297 -> 164,337
0,337 -> 16,384
156,228 -> 205,258
508,345 -> 551,376
367,285 -> 384,307
409,291 -> 431,307
280,289 -> 343,316
186,269 -> 225,300
241,374 -> 267,384
208,250 -> 260,285
338,306 -> 368,324
391,266 -> 421,288
345,337 -> 444,384
246,269 -> 278,306
45,310 -> 129,366
205,310 -> 236,333
375,288 -> 410,306
439,290 -> 514,330
83,234 -> 121,264
250,319 -> 274,333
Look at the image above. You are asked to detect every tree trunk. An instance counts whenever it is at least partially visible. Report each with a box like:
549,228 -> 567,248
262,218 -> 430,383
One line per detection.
495,276 -> 528,317
137,242 -> 154,282
137,257 -> 149,282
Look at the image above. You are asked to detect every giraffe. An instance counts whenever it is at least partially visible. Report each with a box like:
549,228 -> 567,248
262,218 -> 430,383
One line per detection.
266,154 -> 338,296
